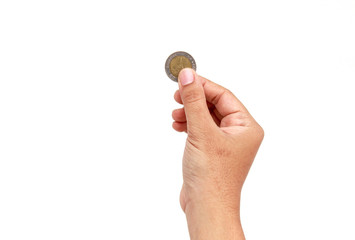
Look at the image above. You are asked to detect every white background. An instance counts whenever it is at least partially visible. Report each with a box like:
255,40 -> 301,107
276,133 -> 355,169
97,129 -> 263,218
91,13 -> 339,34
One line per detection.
1,0 -> 354,239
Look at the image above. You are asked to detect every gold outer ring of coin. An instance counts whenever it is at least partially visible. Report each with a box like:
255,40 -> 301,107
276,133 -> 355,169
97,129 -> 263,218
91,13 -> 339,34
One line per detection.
165,51 -> 196,82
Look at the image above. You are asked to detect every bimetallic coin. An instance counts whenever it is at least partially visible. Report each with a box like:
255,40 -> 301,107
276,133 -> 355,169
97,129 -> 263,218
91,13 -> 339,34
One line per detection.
165,51 -> 196,82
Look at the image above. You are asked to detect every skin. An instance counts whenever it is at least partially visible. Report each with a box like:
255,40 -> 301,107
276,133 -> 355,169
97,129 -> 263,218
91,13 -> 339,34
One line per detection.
172,68 -> 264,240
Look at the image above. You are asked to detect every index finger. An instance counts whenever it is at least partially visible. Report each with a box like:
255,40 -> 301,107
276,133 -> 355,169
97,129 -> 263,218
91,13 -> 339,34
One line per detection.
199,75 -> 249,117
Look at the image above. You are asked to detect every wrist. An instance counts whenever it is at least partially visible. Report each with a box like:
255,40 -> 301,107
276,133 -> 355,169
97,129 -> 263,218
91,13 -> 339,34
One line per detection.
184,195 -> 245,240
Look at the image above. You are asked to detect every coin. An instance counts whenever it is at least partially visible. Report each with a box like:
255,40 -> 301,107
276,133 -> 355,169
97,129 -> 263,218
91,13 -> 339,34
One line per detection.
165,51 -> 196,82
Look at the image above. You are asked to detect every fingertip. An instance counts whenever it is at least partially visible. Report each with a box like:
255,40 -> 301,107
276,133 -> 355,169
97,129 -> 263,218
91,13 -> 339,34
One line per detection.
174,90 -> 183,104
172,108 -> 186,122
172,121 -> 187,132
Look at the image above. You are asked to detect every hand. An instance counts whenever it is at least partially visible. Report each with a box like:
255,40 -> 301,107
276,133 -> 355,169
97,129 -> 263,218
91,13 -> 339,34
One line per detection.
172,68 -> 264,240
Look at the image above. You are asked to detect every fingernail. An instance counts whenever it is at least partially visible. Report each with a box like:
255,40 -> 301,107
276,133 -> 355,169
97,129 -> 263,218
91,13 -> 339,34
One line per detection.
179,68 -> 194,86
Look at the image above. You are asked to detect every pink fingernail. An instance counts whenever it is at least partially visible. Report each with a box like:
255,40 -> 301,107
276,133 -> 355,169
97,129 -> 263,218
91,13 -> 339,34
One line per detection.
179,68 -> 194,86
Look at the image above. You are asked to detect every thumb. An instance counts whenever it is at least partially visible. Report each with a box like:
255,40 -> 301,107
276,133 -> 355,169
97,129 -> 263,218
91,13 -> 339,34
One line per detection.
178,68 -> 214,134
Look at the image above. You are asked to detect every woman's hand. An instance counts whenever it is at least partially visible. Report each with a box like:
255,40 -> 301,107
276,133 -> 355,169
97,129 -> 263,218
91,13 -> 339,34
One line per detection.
172,68 -> 264,240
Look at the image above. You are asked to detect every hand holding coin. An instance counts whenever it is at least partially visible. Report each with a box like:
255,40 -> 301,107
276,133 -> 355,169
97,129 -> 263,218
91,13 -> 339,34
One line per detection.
166,54 -> 263,239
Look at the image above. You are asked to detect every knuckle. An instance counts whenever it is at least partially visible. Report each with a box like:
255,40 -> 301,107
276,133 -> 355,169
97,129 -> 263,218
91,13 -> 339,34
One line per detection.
253,124 -> 264,143
225,89 -> 233,96
224,89 -> 234,99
